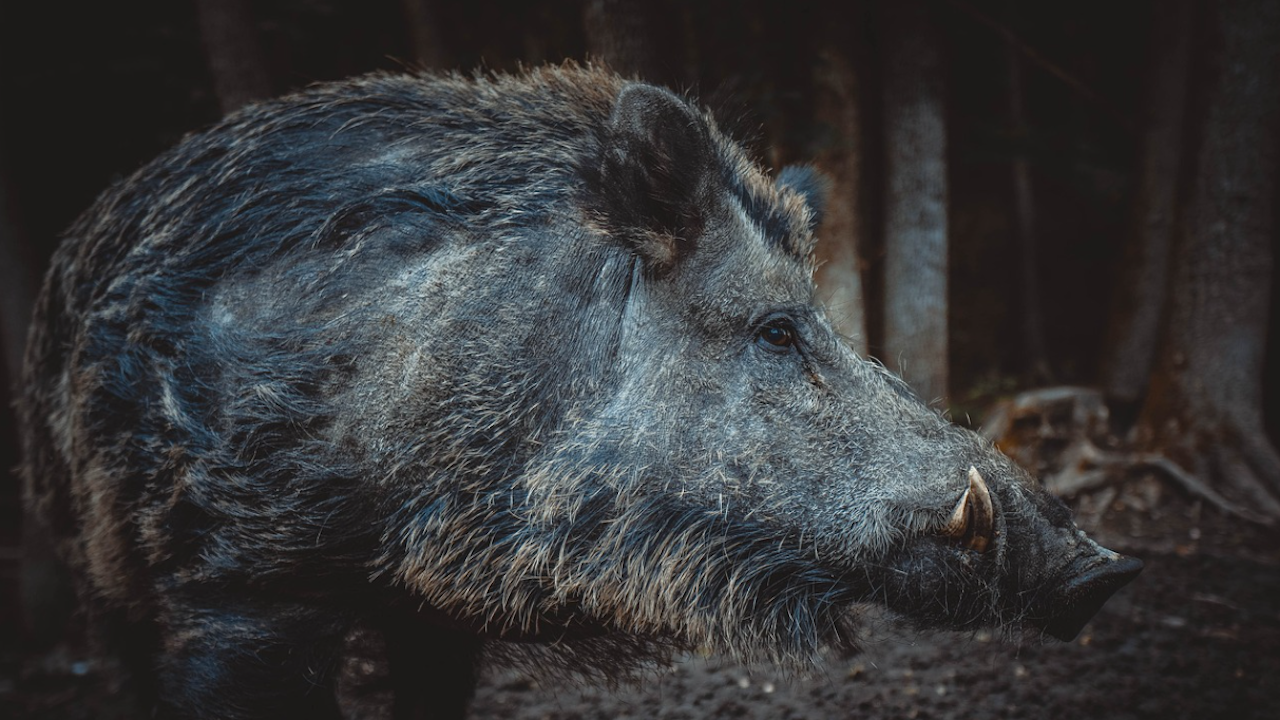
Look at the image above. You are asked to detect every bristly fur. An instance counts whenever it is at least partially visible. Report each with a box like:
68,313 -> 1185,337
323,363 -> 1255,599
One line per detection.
20,62 -> 1136,718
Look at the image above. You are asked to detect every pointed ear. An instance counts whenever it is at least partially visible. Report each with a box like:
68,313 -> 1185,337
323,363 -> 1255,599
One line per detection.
777,164 -> 830,232
593,84 -> 713,272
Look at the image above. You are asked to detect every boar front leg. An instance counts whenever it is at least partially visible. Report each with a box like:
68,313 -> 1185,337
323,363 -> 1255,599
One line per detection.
153,593 -> 351,720
379,607 -> 481,720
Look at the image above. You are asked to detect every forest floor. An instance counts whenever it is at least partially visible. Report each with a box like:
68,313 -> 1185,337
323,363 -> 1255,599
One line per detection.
462,479 -> 1280,720
4,475 -> 1279,720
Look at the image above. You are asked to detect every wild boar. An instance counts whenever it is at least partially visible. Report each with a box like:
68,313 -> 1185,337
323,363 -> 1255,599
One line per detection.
20,65 -> 1140,719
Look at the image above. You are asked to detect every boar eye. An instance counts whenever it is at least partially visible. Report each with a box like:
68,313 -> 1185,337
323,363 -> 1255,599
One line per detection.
756,320 -> 797,352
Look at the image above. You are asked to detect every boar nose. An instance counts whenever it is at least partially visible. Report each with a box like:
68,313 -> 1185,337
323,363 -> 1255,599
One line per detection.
1036,554 -> 1144,641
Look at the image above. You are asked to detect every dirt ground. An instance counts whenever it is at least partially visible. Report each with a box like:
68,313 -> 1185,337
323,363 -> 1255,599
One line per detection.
461,480 -> 1280,720
5,478 -> 1279,720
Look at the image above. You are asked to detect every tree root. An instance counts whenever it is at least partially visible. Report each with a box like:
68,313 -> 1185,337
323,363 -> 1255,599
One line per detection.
1138,452 -> 1270,525
980,386 -> 1280,525
1238,424 -> 1280,497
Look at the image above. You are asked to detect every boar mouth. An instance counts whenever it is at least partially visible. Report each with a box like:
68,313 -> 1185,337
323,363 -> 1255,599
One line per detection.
873,533 -> 1143,642
1026,553 -> 1144,641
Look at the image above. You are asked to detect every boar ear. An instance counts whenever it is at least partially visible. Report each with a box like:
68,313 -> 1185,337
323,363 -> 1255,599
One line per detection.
595,83 -> 712,272
778,164 -> 830,232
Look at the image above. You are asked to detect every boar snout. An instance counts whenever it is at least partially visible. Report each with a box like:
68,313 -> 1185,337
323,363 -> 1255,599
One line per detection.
914,466 -> 1142,641
985,470 -> 1144,641
1033,553 -> 1144,641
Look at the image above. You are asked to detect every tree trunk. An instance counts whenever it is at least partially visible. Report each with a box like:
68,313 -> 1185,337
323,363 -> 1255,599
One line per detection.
401,0 -> 449,70
1006,39 -> 1050,382
1138,0 -> 1280,521
812,45 -> 869,354
583,0 -> 662,81
881,0 -> 949,403
3,158 -> 76,647
0,173 -> 31,395
1101,0 -> 1194,411
194,0 -> 272,115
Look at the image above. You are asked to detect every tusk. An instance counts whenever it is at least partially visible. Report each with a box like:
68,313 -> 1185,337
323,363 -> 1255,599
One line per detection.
942,486 -> 972,537
965,466 -> 994,552
941,466 -> 995,553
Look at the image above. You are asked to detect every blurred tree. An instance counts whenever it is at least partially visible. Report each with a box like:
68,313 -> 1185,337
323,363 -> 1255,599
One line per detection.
194,0 -> 271,114
811,42 -> 870,354
881,0 -> 949,403
583,0 -> 662,80
0,166 -> 30,397
401,0 -> 450,70
4,161 -> 76,648
1005,25 -> 1049,382
1136,0 -> 1280,521
1102,0 -> 1194,412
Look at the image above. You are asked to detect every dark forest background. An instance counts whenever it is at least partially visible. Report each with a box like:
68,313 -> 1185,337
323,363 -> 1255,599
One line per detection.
1,0 -> 1277,666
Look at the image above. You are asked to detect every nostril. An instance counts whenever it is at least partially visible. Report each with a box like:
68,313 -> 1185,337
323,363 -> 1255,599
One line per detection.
1037,555 -> 1144,641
